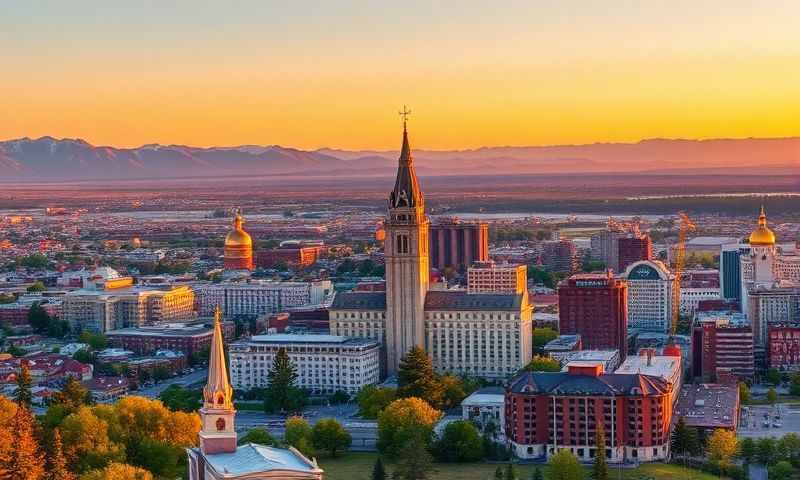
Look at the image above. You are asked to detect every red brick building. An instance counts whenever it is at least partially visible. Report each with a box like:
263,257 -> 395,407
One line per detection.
769,326 -> 800,370
256,246 -> 322,269
106,323 -> 232,357
692,319 -> 754,380
0,301 -> 62,326
617,235 -> 653,274
558,273 -> 628,359
429,220 -> 489,272
505,363 -> 674,463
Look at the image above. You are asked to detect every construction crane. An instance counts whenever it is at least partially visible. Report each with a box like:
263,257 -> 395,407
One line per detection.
671,212 -> 696,336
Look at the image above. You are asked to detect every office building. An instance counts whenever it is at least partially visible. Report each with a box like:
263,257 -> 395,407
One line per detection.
228,334 -> 381,394
541,240 -> 579,273
720,244 -> 749,303
467,261 -> 527,294
617,235 -> 653,273
768,326 -> 800,370
621,260 -> 675,333
106,322 -> 229,357
558,273 -> 628,359
692,317 -> 754,380
747,286 -> 800,347
673,383 -> 740,435
429,219 -> 489,272
196,280 -> 332,317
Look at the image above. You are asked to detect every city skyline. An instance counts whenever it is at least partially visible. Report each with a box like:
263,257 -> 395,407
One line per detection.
3,1 -> 800,152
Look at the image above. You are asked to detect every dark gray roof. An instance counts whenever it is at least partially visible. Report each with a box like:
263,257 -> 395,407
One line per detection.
508,371 -> 668,397
424,290 -> 523,311
331,291 -> 386,310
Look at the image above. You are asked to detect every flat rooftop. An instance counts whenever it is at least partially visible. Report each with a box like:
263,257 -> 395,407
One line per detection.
107,324 -> 211,337
674,383 -> 739,430
245,334 -> 379,347
615,355 -> 681,382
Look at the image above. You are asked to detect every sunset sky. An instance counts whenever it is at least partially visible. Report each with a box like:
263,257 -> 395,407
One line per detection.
2,1 -> 800,150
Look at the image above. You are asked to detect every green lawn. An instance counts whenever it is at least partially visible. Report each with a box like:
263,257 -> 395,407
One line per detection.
319,452 -> 722,480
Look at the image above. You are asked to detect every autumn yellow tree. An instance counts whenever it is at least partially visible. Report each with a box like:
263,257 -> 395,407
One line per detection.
79,462 -> 153,480
48,428 -> 75,480
1,405 -> 46,480
0,396 -> 18,474
706,428 -> 739,470
377,397 -> 442,456
59,406 -> 125,473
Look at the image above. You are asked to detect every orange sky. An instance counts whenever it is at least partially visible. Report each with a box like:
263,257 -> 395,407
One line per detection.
2,2 -> 800,150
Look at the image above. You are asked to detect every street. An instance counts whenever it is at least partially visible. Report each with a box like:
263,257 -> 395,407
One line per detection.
738,403 -> 800,438
135,368 -> 209,399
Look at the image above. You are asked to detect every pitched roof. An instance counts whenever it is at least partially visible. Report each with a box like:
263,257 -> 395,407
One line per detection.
508,371 -> 669,397
201,443 -> 323,477
424,290 -> 523,311
389,125 -> 424,209
330,291 -> 386,310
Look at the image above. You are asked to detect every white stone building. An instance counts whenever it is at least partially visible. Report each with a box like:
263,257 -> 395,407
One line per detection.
621,260 -> 675,333
195,280 -> 332,317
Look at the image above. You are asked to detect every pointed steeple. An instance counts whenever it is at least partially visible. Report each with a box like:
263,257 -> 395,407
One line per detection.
389,110 -> 424,209
203,306 -> 233,410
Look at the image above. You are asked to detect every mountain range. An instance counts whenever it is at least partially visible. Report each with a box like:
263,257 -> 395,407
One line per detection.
0,136 -> 797,182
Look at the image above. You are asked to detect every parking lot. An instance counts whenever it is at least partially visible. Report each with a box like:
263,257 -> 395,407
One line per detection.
738,403 -> 800,438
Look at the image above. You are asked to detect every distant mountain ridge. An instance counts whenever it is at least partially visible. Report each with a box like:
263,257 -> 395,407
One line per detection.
0,136 -> 797,181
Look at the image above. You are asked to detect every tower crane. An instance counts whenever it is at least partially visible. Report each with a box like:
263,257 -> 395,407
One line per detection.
671,212 -> 696,336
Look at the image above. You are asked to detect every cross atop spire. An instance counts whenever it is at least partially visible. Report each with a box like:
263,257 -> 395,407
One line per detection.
399,105 -> 411,132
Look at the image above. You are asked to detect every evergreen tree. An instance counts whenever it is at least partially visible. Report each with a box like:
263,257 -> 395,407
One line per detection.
671,417 -> 700,461
48,428 -> 75,480
392,440 -> 434,480
51,377 -> 92,414
15,362 -> 33,408
505,462 -> 518,480
592,423 -> 609,480
494,466 -> 504,480
28,302 -> 51,334
372,457 -> 387,480
397,346 -> 443,408
532,467 -> 544,480
264,348 -> 303,413
2,406 -> 45,480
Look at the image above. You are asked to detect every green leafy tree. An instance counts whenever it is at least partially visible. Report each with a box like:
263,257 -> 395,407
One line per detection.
264,348 -> 305,413
311,418 -> 352,457
765,368 -> 782,386
532,467 -> 544,480
285,416 -> 315,458
158,385 -> 201,412
28,302 -> 51,333
397,347 -> 443,409
790,373 -> 800,396
78,332 -> 107,350
27,280 -> 47,292
533,328 -> 559,354
770,461 -> 794,480
525,356 -> 561,372
739,382 -> 751,404
495,466 -> 504,480
547,449 -> 584,480
433,420 -> 483,462
592,423 -> 608,480
15,363 -> 33,408
756,437 -> 777,465
372,457 -> 387,480
21,254 -> 49,269
238,427 -> 276,446
439,374 -> 468,410
739,437 -> 756,464
152,366 -> 171,382
377,397 -> 441,456
357,385 -> 396,419
391,440 -> 434,480
505,462 -> 518,480
72,349 -> 93,364
767,387 -> 778,404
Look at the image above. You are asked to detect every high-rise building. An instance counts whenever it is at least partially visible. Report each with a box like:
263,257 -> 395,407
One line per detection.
558,273 -> 628,359
541,239 -> 579,273
429,219 -> 489,272
617,235 -> 653,273
187,308 -> 323,479
720,244 -> 749,303
467,261 -> 527,294
223,211 -> 254,271
747,286 -> 800,347
692,317 -> 754,380
590,226 -> 626,272
621,260 -> 675,333
384,120 -> 430,375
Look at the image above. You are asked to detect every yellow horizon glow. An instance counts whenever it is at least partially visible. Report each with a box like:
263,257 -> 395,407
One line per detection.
2,2 -> 799,150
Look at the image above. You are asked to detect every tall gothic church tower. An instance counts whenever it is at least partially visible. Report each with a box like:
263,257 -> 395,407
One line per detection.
198,306 -> 237,455
384,118 -> 429,375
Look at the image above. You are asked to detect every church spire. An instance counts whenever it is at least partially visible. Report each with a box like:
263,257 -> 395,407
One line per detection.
389,106 -> 424,209
203,306 -> 233,410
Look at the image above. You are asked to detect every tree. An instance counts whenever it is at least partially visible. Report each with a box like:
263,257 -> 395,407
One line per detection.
391,440 -> 434,480
397,347 -> 443,408
706,428 -> 739,470
739,437 -> 756,464
27,281 -> 46,292
329,390 -> 350,405
48,428 -> 75,480
671,417 -> 701,459
285,416 -> 315,458
238,427 -> 276,446
264,348 -> 304,413
790,373 -> 800,396
505,462 -> 518,480
59,406 -> 125,473
152,366 -> 170,382
433,420 -> 483,462
372,457 -> 387,480
158,385 -> 201,412
1,406 -> 46,480
525,356 -> 561,372
21,254 -> 49,269
72,349 -> 93,364
15,362 -> 33,408
311,418 -> 352,457
377,397 -> 442,456
78,332 -> 107,350
495,467 -> 504,480
52,377 -> 93,415
755,437 -> 777,465
767,387 -> 778,404
592,423 -> 608,480
769,461 -> 793,480
532,467 -> 544,480
739,382 -> 751,404
28,302 -> 51,333
357,385 -> 396,419
765,368 -> 782,386
547,449 -> 584,480
79,462 -> 153,480
439,374 -> 468,410
533,328 -> 559,354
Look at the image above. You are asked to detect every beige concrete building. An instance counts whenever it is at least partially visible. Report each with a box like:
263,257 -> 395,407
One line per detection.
467,261 -> 527,294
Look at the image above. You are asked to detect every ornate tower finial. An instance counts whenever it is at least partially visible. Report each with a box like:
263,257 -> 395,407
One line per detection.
399,105 -> 411,132
203,305 -> 233,410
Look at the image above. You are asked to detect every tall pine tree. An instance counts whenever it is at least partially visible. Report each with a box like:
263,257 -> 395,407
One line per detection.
264,348 -> 303,413
15,362 -> 33,409
397,346 -> 443,408
2,406 -> 45,480
371,456 -> 387,480
592,423 -> 609,480
48,428 -> 74,480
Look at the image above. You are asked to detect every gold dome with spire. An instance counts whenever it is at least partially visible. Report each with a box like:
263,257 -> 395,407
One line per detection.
749,206 -> 776,246
223,209 -> 254,270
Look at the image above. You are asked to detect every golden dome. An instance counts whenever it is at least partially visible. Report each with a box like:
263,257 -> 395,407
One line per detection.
225,212 -> 252,247
749,206 -> 776,246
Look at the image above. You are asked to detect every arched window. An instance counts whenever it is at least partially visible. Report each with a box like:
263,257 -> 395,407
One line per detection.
216,417 -> 226,431
217,394 -> 225,405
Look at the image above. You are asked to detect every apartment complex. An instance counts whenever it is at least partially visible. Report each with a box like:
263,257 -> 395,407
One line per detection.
467,261 -> 527,294
195,280 -> 332,317
621,260 -> 675,333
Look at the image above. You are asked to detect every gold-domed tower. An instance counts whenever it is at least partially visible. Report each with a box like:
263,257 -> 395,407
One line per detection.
749,206 -> 776,246
223,210 -> 254,270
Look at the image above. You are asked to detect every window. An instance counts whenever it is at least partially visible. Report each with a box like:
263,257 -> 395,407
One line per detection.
396,234 -> 410,254
216,417 -> 226,431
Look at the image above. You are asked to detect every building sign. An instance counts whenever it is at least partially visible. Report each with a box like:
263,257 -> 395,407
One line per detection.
575,279 -> 608,288
628,264 -> 660,280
